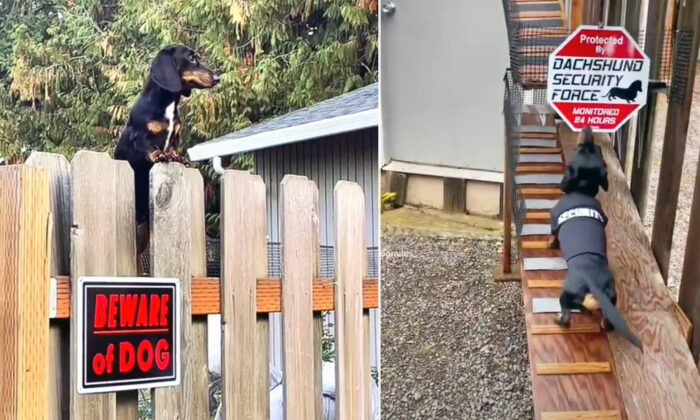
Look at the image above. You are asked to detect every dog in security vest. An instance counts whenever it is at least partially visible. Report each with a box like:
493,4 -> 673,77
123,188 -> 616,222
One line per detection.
549,125 -> 643,350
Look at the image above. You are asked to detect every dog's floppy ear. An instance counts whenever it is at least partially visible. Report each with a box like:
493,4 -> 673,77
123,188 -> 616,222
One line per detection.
600,163 -> 609,192
561,165 -> 577,193
150,50 -> 182,93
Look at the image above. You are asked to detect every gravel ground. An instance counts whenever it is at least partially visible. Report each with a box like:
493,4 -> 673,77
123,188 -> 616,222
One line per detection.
641,69 -> 700,300
381,234 -> 531,419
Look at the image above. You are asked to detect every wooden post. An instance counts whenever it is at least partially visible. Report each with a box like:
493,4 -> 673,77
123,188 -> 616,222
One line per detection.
280,175 -> 321,419
26,152 -> 72,420
185,168 -> 211,419
113,160 -> 139,420
220,170 -> 269,419
651,0 -> 700,280
0,165 -> 50,420
149,163 -> 194,419
334,181 -> 370,419
680,152 -> 700,360
70,151 -> 118,420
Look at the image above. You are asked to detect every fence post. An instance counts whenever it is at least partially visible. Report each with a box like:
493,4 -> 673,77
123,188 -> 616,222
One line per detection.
333,181 -> 371,419
150,163 -> 193,419
0,165 -> 50,420
113,160 -> 139,420
651,1 -> 700,280
280,175 -> 322,419
220,170 -> 269,419
70,151 -> 118,420
26,152 -> 72,420
185,168 -> 211,419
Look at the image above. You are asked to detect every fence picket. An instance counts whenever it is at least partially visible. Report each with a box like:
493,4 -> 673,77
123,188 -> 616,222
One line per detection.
70,151 -> 118,420
26,152 -> 72,420
0,165 -> 50,420
280,175 -> 322,419
185,168 -> 211,419
150,163 -> 193,419
334,181 -> 370,419
220,170 -> 269,419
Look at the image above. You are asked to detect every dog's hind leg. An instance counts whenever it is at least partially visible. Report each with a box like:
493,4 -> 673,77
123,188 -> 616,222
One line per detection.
554,291 -> 575,327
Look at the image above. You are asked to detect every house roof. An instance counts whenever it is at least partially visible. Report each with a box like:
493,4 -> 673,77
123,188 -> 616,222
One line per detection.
187,83 -> 378,161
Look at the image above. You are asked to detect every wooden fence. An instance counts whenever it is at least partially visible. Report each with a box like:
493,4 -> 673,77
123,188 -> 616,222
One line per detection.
0,150 -> 378,420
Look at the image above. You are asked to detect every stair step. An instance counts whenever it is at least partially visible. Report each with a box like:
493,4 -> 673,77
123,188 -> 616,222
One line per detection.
536,362 -> 612,375
512,2 -> 561,12
518,125 -> 557,134
516,11 -> 563,19
541,411 -> 621,420
516,164 -> 562,174
516,173 -> 563,185
524,257 -> 566,271
531,323 -> 601,334
519,154 -> 562,163
521,224 -> 551,235
519,139 -> 557,148
520,147 -> 562,154
522,240 -> 551,250
525,198 -> 558,209
528,279 -> 563,288
520,187 -> 563,197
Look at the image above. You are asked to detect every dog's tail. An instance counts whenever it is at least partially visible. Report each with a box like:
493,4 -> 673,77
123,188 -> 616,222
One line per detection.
586,280 -> 643,350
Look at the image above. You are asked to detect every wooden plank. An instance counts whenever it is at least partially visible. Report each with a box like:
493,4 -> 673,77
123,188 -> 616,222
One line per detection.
531,324 -> 601,335
113,160 -> 139,420
0,166 -> 50,420
25,152 -> 72,420
150,163 -> 192,419
334,181 -> 370,419
281,175 -> 318,419
185,168 -> 210,419
520,147 -> 562,154
220,170 -> 269,419
516,164 -> 563,174
520,187 -> 563,197
443,178 -> 466,213
541,410 -> 621,420
536,362 -> 612,375
70,151 -> 117,420
560,127 -> 700,419
528,279 -> 564,289
651,1 -> 700,279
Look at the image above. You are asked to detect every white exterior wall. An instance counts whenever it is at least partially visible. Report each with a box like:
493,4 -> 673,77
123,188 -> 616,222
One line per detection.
380,0 -> 510,173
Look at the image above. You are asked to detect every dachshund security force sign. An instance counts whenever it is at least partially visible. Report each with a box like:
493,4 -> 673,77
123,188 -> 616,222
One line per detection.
547,26 -> 650,132
76,277 -> 180,394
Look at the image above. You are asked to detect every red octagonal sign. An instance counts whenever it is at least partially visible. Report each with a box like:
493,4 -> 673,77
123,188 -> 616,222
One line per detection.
547,25 -> 650,132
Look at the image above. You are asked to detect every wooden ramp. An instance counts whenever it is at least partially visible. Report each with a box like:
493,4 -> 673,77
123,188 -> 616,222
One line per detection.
514,119 -> 700,419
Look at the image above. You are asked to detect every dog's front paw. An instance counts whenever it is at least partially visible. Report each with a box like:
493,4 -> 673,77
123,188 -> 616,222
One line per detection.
147,149 -> 166,163
547,235 -> 559,249
601,317 -> 614,331
554,312 -> 571,327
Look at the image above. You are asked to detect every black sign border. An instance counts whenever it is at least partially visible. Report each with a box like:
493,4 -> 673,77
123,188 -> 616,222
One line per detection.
76,277 -> 181,394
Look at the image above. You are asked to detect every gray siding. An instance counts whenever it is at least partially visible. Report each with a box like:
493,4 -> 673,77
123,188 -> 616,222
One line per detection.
254,128 -> 380,370
380,0 -> 509,172
255,128 -> 379,248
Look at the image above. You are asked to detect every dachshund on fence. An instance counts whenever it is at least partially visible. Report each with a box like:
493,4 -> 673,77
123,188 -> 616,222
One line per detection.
602,80 -> 643,103
114,45 -> 219,261
548,126 -> 643,350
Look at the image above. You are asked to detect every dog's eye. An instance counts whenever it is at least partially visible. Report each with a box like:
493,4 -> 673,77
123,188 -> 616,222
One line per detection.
188,55 -> 197,64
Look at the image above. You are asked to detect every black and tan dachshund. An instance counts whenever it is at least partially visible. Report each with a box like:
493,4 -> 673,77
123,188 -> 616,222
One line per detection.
549,126 -> 643,350
602,80 -> 643,103
114,45 -> 219,258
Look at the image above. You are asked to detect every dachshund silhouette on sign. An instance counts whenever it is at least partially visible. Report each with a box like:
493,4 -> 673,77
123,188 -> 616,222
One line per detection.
602,80 -> 643,103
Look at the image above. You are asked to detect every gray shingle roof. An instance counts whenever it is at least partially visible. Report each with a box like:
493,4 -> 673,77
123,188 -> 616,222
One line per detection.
204,83 -> 377,145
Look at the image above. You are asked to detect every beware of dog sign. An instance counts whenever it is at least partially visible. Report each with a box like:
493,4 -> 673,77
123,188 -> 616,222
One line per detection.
77,277 -> 180,394
547,26 -> 650,132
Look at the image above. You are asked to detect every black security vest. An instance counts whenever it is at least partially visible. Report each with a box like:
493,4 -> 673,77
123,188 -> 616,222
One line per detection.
550,191 -> 608,261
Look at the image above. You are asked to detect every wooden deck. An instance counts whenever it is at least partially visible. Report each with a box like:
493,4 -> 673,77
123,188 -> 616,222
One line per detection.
514,119 -> 700,419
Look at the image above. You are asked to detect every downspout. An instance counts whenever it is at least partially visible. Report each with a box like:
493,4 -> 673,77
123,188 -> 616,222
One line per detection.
212,155 -> 225,175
